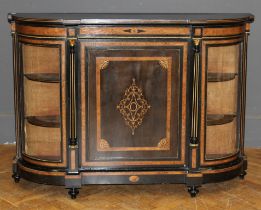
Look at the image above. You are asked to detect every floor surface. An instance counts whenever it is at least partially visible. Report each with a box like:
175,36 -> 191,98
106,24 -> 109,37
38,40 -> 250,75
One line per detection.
0,145 -> 260,210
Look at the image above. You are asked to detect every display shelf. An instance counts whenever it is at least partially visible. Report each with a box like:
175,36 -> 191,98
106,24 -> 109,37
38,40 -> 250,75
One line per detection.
208,73 -> 238,82
205,153 -> 236,160
24,73 -> 60,83
26,115 -> 60,128
207,114 -> 236,126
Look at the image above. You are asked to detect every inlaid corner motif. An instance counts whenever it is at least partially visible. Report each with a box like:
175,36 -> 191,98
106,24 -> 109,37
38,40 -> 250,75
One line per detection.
157,138 -> 169,149
159,60 -> 169,70
99,139 -> 110,149
117,78 -> 151,135
100,60 -> 110,70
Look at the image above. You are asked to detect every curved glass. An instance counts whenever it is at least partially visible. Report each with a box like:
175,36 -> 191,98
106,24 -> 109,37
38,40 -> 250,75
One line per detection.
22,43 -> 61,161
206,43 -> 241,159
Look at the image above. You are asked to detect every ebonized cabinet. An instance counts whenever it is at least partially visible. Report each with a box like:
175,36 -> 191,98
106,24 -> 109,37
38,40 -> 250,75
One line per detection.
8,13 -> 254,198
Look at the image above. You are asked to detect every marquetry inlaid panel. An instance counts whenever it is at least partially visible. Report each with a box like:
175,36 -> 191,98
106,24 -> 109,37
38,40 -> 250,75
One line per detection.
80,40 -> 188,167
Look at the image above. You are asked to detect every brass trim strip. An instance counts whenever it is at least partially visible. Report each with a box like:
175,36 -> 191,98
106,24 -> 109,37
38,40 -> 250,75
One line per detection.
190,38 -> 200,146
69,39 -> 77,146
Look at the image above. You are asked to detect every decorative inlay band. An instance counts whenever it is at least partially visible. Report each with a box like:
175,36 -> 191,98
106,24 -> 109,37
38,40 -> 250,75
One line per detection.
117,78 -> 151,135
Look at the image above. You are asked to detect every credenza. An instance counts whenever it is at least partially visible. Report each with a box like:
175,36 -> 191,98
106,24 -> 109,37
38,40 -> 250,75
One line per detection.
8,13 -> 254,198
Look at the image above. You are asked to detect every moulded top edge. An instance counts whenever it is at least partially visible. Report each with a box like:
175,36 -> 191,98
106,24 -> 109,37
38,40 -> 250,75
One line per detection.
8,13 -> 255,25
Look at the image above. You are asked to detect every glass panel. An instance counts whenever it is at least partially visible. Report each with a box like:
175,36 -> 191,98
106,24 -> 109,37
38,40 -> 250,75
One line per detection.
23,44 -> 60,74
24,121 -> 61,160
22,44 -> 61,161
206,44 -> 240,159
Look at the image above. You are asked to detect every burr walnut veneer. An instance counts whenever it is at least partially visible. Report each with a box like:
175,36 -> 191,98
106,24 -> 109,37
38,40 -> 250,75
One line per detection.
8,13 -> 254,198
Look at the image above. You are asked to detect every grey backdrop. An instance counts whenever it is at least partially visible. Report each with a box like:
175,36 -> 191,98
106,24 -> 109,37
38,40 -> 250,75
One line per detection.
0,0 -> 260,147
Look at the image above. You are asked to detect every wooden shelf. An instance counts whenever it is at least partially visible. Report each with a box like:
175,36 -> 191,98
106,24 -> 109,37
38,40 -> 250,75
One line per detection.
24,73 -> 60,83
208,73 -> 238,82
26,115 -> 60,128
205,153 -> 236,159
207,114 -> 236,126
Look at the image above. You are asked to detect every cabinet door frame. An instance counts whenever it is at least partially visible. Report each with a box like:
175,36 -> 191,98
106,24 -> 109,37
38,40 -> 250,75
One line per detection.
200,37 -> 243,166
79,39 -> 189,168
18,37 -> 67,167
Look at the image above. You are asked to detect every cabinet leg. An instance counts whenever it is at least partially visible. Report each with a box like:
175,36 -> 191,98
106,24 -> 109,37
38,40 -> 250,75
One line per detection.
12,173 -> 20,183
68,188 -> 79,199
239,171 -> 247,180
187,186 -> 199,197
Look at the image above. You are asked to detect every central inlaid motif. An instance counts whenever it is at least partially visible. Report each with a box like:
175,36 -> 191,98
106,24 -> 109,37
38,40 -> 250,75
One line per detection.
117,78 -> 151,135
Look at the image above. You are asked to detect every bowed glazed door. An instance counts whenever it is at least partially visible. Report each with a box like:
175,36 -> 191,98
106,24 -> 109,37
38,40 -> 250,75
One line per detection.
200,37 -> 243,166
80,40 -> 189,168
18,37 -> 67,167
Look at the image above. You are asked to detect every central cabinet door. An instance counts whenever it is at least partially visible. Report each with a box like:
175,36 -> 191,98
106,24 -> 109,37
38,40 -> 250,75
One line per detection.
80,40 -> 188,168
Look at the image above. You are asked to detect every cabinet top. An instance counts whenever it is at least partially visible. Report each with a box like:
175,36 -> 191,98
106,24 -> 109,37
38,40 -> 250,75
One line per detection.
8,13 -> 254,25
